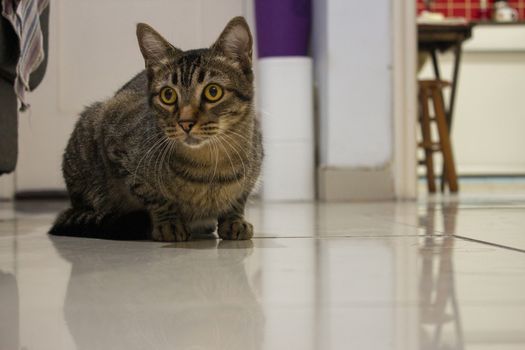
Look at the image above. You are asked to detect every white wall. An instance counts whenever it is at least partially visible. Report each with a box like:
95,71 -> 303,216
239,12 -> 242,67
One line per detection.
16,0 -> 244,192
313,0 -> 393,168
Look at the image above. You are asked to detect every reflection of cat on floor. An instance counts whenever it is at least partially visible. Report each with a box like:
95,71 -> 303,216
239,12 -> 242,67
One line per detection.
0,271 -> 19,350
50,237 -> 264,350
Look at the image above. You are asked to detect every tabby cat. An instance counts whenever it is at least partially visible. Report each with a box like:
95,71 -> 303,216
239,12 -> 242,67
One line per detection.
49,17 -> 263,241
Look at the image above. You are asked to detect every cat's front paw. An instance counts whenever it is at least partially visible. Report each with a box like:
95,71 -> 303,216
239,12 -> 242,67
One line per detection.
218,217 -> 253,240
152,221 -> 191,242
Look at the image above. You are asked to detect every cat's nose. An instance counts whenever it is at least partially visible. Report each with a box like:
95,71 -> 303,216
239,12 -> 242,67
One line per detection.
178,121 -> 195,133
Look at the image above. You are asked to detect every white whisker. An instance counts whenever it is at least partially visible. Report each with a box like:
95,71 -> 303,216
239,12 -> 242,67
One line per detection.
208,138 -> 219,186
154,139 -> 171,197
132,132 -> 166,185
215,137 -> 241,187
218,133 -> 246,182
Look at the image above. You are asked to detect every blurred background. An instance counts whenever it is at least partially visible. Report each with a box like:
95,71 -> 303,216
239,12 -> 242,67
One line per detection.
0,0 -> 524,201
417,0 -> 525,197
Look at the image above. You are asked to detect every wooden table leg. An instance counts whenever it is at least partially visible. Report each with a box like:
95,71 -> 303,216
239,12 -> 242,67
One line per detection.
441,43 -> 463,192
432,87 -> 459,193
420,86 -> 437,193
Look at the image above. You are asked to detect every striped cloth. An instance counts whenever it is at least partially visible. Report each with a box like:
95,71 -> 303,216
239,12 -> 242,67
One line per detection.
1,0 -> 49,111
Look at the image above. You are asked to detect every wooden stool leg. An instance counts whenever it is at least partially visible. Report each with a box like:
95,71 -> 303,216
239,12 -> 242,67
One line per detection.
419,87 -> 436,193
432,88 -> 458,193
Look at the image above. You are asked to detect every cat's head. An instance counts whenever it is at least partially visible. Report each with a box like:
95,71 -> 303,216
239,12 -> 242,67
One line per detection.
136,17 -> 253,148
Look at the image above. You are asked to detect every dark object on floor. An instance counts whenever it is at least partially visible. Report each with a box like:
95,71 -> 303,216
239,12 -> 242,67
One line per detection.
0,5 -> 50,175
15,189 -> 69,200
49,209 -> 152,241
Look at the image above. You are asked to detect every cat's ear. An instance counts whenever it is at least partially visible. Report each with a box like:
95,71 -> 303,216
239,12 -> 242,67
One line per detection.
211,17 -> 253,67
136,23 -> 181,66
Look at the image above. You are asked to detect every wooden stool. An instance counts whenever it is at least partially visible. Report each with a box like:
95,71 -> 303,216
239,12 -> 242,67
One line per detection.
418,80 -> 458,193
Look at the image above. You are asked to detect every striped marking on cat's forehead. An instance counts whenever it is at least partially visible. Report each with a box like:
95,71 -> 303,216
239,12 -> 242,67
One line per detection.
175,53 -> 204,87
171,53 -> 244,87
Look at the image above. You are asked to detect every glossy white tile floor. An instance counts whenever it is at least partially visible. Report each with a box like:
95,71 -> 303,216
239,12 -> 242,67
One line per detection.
1,194 -> 525,350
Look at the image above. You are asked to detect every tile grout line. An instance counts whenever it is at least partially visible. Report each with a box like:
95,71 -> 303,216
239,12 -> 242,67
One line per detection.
253,234 -> 444,239
255,234 -> 525,253
452,234 -> 525,254
375,216 -> 525,254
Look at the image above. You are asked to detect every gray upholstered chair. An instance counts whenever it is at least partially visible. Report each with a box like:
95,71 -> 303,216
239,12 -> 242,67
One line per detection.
0,6 -> 49,175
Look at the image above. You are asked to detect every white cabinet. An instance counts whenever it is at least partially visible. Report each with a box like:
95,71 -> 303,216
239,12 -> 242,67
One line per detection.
419,25 -> 525,175
16,0 -> 244,192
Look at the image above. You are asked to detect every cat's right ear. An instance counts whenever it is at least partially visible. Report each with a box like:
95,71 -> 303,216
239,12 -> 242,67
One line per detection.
136,23 -> 181,67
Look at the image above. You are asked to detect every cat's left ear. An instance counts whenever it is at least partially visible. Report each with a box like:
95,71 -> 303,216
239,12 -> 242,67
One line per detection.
136,23 -> 181,67
212,17 -> 253,68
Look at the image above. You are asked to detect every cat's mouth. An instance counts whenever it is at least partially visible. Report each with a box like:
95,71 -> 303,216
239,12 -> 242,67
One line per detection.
183,135 -> 204,147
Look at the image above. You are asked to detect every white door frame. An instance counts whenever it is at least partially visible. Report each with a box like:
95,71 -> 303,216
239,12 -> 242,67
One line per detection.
392,0 -> 418,200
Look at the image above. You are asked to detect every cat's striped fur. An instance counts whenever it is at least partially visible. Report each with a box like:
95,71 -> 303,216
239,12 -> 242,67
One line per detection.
49,17 -> 263,241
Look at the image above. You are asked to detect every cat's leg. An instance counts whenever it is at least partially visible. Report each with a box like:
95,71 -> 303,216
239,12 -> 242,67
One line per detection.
128,181 -> 190,242
217,197 -> 253,240
50,207 -> 101,236
52,161 -> 117,237
149,203 -> 191,242
51,174 -> 151,239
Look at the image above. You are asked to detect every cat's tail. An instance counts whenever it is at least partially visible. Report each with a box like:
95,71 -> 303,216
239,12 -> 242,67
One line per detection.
49,208 -> 151,240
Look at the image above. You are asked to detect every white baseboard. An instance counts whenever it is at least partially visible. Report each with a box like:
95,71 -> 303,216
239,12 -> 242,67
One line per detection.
318,166 -> 395,201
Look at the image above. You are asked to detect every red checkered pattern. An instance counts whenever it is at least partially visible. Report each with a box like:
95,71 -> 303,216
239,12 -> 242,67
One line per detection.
417,0 -> 525,20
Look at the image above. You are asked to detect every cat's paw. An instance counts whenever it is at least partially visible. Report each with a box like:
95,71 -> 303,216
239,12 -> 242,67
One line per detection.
152,221 -> 191,242
218,218 -> 253,240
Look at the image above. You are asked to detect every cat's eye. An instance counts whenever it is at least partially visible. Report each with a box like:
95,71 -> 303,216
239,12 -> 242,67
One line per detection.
160,87 -> 177,105
203,84 -> 223,102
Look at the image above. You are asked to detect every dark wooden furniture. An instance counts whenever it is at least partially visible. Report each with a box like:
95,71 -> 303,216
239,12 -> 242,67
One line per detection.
418,22 -> 473,192
418,80 -> 458,193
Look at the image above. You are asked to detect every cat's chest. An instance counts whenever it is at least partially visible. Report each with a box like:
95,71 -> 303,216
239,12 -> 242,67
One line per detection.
143,147 -> 250,216
170,176 -> 244,215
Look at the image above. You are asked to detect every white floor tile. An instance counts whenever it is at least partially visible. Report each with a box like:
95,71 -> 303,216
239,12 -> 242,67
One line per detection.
0,197 -> 524,350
